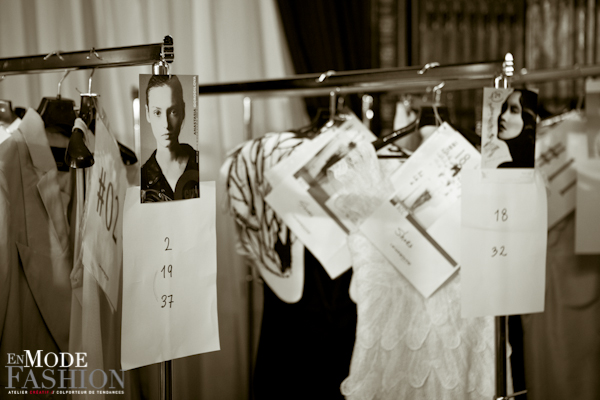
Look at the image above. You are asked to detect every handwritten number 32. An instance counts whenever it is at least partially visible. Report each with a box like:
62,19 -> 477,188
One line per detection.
492,246 -> 507,257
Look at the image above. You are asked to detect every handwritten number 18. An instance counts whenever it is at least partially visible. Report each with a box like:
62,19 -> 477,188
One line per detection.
494,208 -> 508,222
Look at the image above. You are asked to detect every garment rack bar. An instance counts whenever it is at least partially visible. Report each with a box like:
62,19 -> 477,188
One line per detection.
0,36 -> 174,75
197,61 -> 503,96
513,64 -> 600,84
197,62 -> 600,98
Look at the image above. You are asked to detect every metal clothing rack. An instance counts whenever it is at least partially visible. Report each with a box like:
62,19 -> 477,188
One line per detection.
0,36 -> 175,400
0,37 -> 174,75
201,56 -> 600,400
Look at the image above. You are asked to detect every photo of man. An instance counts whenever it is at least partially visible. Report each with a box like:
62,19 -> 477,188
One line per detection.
139,74 -> 199,202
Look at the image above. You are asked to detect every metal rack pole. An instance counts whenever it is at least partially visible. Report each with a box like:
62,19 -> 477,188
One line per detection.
493,53 -> 527,400
242,96 -> 255,400
0,36 -> 173,75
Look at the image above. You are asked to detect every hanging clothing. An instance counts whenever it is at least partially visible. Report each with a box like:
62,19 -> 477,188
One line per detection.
328,141 -> 495,400
222,132 -> 306,303
222,132 -> 357,400
523,213 -> 600,400
0,109 -> 72,398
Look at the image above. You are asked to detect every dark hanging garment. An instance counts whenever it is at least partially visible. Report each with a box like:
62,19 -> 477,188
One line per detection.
221,132 -> 357,399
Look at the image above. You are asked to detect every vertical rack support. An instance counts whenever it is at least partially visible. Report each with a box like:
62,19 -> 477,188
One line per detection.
153,35 -> 175,400
242,96 -> 255,399
494,52 -> 514,400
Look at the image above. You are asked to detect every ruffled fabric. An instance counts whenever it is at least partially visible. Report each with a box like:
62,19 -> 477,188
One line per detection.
334,142 -> 495,400
341,234 -> 494,400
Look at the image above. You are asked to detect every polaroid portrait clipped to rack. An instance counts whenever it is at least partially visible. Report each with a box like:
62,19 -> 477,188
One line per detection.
139,74 -> 199,202
481,87 -> 538,169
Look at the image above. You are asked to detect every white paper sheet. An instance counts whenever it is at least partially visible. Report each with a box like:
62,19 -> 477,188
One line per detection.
535,119 -> 584,228
360,123 -> 479,297
575,159 -> 600,254
121,183 -> 219,370
265,115 -> 376,279
460,169 -> 548,318
81,118 -> 128,311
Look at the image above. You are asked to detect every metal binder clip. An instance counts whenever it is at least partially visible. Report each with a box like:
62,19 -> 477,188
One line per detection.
152,59 -> 170,76
495,53 -> 514,89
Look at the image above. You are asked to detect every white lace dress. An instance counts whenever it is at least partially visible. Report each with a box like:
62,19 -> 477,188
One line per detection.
330,142 -> 495,400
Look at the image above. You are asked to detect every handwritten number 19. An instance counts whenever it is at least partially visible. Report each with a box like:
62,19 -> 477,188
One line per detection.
494,208 -> 508,222
162,265 -> 172,278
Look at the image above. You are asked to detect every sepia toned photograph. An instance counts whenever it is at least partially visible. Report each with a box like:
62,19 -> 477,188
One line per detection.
139,74 -> 199,202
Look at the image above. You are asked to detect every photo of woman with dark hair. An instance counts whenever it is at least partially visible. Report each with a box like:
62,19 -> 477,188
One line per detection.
140,74 -> 199,202
496,89 -> 538,168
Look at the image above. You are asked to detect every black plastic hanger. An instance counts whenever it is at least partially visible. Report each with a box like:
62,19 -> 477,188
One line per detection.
0,99 -> 17,125
371,104 -> 450,151
72,70 -> 137,166
294,107 -> 331,137
37,71 -> 77,137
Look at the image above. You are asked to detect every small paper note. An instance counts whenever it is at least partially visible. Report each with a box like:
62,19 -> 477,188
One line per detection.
360,123 -> 479,297
265,114 -> 376,279
122,183 -> 219,370
574,159 -> 600,254
81,118 -> 128,311
460,169 -> 548,318
535,119 -> 584,228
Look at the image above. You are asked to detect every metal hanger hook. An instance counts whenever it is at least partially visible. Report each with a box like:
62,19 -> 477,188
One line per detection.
57,70 -> 71,98
316,70 -> 336,83
87,69 -> 96,94
432,82 -> 445,103
86,47 -> 103,61
418,62 -> 440,75
43,50 -> 65,61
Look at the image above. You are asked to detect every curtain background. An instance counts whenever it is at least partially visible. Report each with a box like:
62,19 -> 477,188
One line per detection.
0,0 -> 308,399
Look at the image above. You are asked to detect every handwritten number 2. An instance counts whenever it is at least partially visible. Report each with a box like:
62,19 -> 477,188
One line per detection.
165,237 -> 172,251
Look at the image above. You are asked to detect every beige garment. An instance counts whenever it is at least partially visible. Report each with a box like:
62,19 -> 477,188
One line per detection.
0,109 -> 72,399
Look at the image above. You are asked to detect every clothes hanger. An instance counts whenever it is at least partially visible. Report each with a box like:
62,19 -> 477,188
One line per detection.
372,94 -> 447,151
0,99 -> 16,126
0,76 -> 17,126
73,68 -> 137,166
294,107 -> 331,137
66,69 -> 94,169
37,70 -> 77,137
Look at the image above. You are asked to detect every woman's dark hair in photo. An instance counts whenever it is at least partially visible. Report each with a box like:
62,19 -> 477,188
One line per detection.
498,89 -> 538,168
